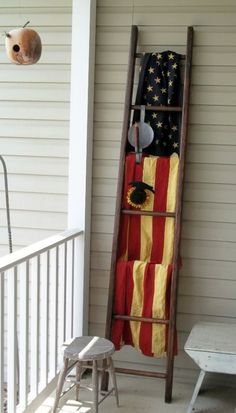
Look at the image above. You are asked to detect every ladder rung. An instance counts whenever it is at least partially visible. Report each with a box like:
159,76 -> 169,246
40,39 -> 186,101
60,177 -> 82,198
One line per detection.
131,104 -> 182,113
122,209 -> 175,218
113,314 -> 169,325
135,52 -> 186,60
115,367 -> 167,379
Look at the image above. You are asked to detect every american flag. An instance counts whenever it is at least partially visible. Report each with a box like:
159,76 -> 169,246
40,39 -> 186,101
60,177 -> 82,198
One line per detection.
131,51 -> 181,156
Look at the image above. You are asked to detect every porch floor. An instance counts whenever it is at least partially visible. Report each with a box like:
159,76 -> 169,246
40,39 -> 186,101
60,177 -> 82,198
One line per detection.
37,373 -> 236,413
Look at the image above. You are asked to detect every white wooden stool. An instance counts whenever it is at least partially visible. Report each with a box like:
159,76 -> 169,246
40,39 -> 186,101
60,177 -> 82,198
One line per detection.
52,336 -> 119,413
184,322 -> 236,413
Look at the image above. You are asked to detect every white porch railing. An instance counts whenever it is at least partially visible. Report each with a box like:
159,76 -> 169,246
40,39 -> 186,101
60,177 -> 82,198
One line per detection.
0,228 -> 83,413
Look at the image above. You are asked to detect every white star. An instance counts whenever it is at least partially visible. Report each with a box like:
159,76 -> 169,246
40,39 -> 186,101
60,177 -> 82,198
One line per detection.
153,95 -> 159,102
148,67 -> 155,74
154,76 -> 161,84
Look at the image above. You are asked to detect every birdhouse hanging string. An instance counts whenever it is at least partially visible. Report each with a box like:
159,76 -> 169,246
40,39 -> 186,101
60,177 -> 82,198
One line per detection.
5,20 -> 42,65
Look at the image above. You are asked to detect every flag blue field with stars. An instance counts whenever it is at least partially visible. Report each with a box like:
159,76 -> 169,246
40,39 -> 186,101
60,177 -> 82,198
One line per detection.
130,51 -> 181,156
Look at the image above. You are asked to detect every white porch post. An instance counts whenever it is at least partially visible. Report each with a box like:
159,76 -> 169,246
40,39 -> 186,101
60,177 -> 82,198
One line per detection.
68,0 -> 96,336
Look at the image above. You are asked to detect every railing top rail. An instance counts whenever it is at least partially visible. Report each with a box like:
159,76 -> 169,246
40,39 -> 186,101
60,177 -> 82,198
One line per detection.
0,228 -> 83,274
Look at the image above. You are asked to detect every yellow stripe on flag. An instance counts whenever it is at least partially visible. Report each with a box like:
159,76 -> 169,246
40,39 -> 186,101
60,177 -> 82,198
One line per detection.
140,157 -> 158,261
152,264 -> 168,356
162,154 -> 179,264
130,261 -> 145,349
120,218 -> 129,261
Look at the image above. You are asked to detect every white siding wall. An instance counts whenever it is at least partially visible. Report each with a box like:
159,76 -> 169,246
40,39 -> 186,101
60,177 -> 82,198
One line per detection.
90,0 -> 236,381
0,1 -> 72,256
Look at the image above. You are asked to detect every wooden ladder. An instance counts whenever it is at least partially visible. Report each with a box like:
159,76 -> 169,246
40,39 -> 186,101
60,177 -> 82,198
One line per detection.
104,25 -> 194,403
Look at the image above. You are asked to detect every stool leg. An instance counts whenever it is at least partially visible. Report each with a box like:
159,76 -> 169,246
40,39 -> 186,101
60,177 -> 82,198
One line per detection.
92,360 -> 99,413
75,361 -> 83,401
100,359 -> 108,395
186,370 -> 206,413
52,357 -> 69,413
107,357 -> 119,407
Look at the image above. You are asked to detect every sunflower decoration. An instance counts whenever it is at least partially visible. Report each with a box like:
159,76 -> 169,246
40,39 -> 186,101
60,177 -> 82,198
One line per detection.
127,181 -> 155,209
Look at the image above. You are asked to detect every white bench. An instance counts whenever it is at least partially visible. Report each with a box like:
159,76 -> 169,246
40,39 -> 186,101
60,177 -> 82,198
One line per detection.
184,322 -> 236,413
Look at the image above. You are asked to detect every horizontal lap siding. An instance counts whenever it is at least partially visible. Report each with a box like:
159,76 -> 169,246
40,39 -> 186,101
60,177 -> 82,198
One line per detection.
0,1 -> 71,255
90,0 -> 236,379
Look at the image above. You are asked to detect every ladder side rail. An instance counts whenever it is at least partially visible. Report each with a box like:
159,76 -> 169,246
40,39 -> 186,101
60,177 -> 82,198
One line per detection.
105,25 -> 139,340
165,26 -> 194,403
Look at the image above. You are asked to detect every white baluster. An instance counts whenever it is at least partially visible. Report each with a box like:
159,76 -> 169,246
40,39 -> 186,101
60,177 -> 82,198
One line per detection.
7,267 -> 17,412
63,242 -> 67,342
40,252 -> 49,388
30,257 -> 40,398
73,234 -> 84,337
49,248 -> 59,379
65,241 -> 73,341
19,261 -> 29,409
0,273 -> 4,412
57,244 -> 66,366
71,240 -> 75,338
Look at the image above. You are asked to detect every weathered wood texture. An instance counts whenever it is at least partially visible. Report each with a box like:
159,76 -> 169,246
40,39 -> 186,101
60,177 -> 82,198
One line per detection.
185,322 -> 236,412
53,336 -> 119,413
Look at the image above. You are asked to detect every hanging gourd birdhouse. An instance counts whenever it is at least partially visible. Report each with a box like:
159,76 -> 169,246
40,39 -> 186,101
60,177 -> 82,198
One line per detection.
5,21 -> 42,65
